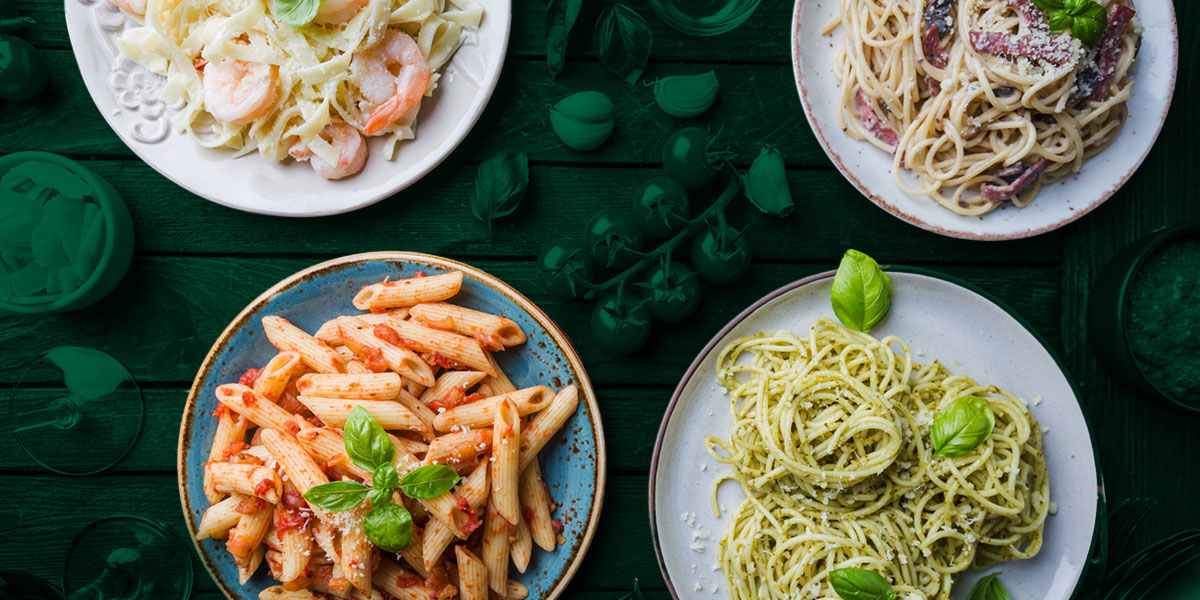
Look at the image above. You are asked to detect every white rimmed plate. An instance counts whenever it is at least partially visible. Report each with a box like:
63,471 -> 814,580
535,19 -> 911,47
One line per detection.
651,268 -> 1099,600
791,0 -> 1177,240
64,0 -> 510,217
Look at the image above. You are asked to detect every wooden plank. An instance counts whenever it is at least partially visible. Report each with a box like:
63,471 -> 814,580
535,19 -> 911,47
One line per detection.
0,258 -> 1062,386
16,0 -> 794,63
45,160 -> 1057,263
0,387 -> 668,473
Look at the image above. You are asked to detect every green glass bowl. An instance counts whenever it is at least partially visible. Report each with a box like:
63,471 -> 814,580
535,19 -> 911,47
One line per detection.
1087,222 -> 1200,414
0,151 -> 134,314
649,0 -> 762,36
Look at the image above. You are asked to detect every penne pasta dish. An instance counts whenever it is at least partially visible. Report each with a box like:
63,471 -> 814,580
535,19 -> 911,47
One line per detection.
196,269 -> 577,600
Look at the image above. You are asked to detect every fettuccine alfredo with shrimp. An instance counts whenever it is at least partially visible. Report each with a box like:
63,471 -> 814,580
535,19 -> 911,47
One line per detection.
116,0 -> 481,180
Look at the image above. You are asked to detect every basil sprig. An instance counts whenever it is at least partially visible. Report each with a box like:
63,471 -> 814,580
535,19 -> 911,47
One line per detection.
831,249 -> 892,333
931,396 -> 996,457
829,568 -> 896,600
302,406 -> 460,551
273,0 -> 319,27
1031,0 -> 1107,46
965,573 -> 1013,600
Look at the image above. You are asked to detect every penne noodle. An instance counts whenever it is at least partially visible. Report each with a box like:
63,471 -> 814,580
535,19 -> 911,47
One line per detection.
421,462 -> 488,570
332,345 -> 357,363
518,385 -> 579,471
205,406 -> 250,503
380,315 -> 496,376
419,370 -> 488,407
481,497 -> 510,594
374,558 -> 439,600
216,384 -> 297,433
262,316 -> 345,374
226,501 -> 273,560
521,462 -> 556,552
275,512 -> 312,584
398,525 -> 428,578
254,352 -> 303,401
393,436 -> 428,456
311,519 -> 340,565
345,360 -> 371,375
423,427 -> 492,468
432,386 -> 554,432
408,302 -> 527,350
196,494 -> 245,540
510,510 -> 532,573
394,389 -> 437,440
337,506 -> 373,595
237,543 -> 264,585
309,564 -> 353,598
258,586 -> 320,600
455,546 -> 488,600
261,429 -> 329,495
478,351 -> 517,397
337,316 -> 435,386
297,372 -> 402,400
402,376 -> 426,398
315,310 -> 407,346
298,396 -> 425,432
296,425 -> 371,481
352,271 -> 463,310
506,579 -> 529,600
208,462 -> 281,503
491,399 -> 520,524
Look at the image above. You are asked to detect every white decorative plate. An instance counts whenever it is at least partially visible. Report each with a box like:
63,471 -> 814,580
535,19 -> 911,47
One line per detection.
651,269 -> 1099,600
64,0 -> 510,217
791,0 -> 1178,240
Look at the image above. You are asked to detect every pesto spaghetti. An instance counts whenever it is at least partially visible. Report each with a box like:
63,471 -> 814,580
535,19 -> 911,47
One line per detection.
705,318 -> 1049,600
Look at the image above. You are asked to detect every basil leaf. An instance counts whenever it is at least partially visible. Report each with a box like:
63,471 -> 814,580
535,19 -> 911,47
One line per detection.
343,405 -> 394,473
545,0 -> 582,79
965,573 -> 1013,600
829,568 -> 896,600
363,503 -> 413,552
470,151 -> 529,235
593,3 -> 652,85
369,487 -> 393,509
398,464 -> 461,499
372,463 -> 400,491
931,396 -> 996,457
273,0 -> 319,27
1031,0 -> 1065,10
1046,11 -> 1072,32
302,481 -> 370,512
1068,2 -> 1106,46
831,249 -> 892,332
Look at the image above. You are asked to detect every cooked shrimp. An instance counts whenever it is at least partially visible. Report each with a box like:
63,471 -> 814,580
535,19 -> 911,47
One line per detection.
112,0 -> 146,16
202,57 -> 279,125
313,0 -> 369,24
351,31 -> 430,135
288,123 -> 368,180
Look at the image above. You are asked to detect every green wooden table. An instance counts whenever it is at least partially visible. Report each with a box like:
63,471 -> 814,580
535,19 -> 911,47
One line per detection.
1,1 -> 1198,598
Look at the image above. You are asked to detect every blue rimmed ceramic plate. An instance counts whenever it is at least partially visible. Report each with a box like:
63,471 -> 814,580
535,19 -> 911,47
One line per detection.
178,252 -> 605,600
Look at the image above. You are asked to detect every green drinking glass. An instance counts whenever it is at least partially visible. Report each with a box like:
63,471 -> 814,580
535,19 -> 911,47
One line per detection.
649,0 -> 762,36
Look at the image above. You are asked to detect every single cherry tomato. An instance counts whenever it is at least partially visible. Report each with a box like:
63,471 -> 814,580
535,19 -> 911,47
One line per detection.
639,260 -> 701,323
0,34 -> 48,101
536,238 -> 593,299
590,293 -> 652,354
690,223 -> 751,284
632,175 -> 690,238
662,127 -> 719,190
584,209 -> 644,270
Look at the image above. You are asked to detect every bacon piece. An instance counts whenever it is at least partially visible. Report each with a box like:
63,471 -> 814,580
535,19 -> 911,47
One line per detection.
980,158 -> 1050,202
1090,5 -> 1137,101
854,90 -> 900,147
923,25 -> 948,69
968,31 -> 1073,66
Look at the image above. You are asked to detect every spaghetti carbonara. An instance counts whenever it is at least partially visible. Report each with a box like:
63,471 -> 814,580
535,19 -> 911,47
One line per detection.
115,0 -> 481,179
825,0 -> 1141,215
707,319 -> 1049,600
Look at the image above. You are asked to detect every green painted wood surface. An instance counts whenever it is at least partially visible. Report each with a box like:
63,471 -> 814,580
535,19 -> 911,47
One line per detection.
0,0 -> 1198,598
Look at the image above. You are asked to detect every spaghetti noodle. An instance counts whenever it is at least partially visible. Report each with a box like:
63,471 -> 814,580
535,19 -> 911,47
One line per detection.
706,319 -> 1049,600
824,0 -> 1141,215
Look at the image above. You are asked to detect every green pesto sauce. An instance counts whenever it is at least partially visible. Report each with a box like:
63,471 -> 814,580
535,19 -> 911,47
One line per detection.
1126,236 -> 1200,404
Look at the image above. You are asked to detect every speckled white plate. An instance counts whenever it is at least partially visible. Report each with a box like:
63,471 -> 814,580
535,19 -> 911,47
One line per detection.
791,0 -> 1178,240
651,268 -> 1099,600
64,0 -> 509,217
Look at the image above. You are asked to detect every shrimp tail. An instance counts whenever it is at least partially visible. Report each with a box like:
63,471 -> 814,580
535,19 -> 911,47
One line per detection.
363,95 -> 402,135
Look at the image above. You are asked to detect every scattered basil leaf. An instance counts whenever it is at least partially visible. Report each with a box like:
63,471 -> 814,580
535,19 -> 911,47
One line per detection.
302,481 -> 371,512
545,0 -> 582,79
965,573 -> 1013,600
343,405 -> 393,474
593,3 -> 653,84
1032,0 -> 1107,45
744,145 -> 794,217
829,568 -> 896,600
932,396 -> 996,457
398,464 -> 461,499
363,502 -> 413,552
369,487 -> 393,509
372,463 -> 400,491
652,71 -> 720,118
831,249 -> 892,332
616,578 -> 646,600
273,0 -> 319,27
470,151 -> 529,235
550,91 -> 615,152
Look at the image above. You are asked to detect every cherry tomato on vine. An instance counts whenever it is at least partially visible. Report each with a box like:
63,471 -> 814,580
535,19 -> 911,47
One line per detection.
690,223 -> 751,284
537,238 -> 593,299
590,293 -> 652,354
662,127 -> 719,190
632,176 -> 690,238
638,260 -> 701,322
584,209 -> 644,270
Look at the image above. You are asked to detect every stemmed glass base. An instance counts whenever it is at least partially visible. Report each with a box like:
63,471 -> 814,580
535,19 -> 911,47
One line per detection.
63,516 -> 193,600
